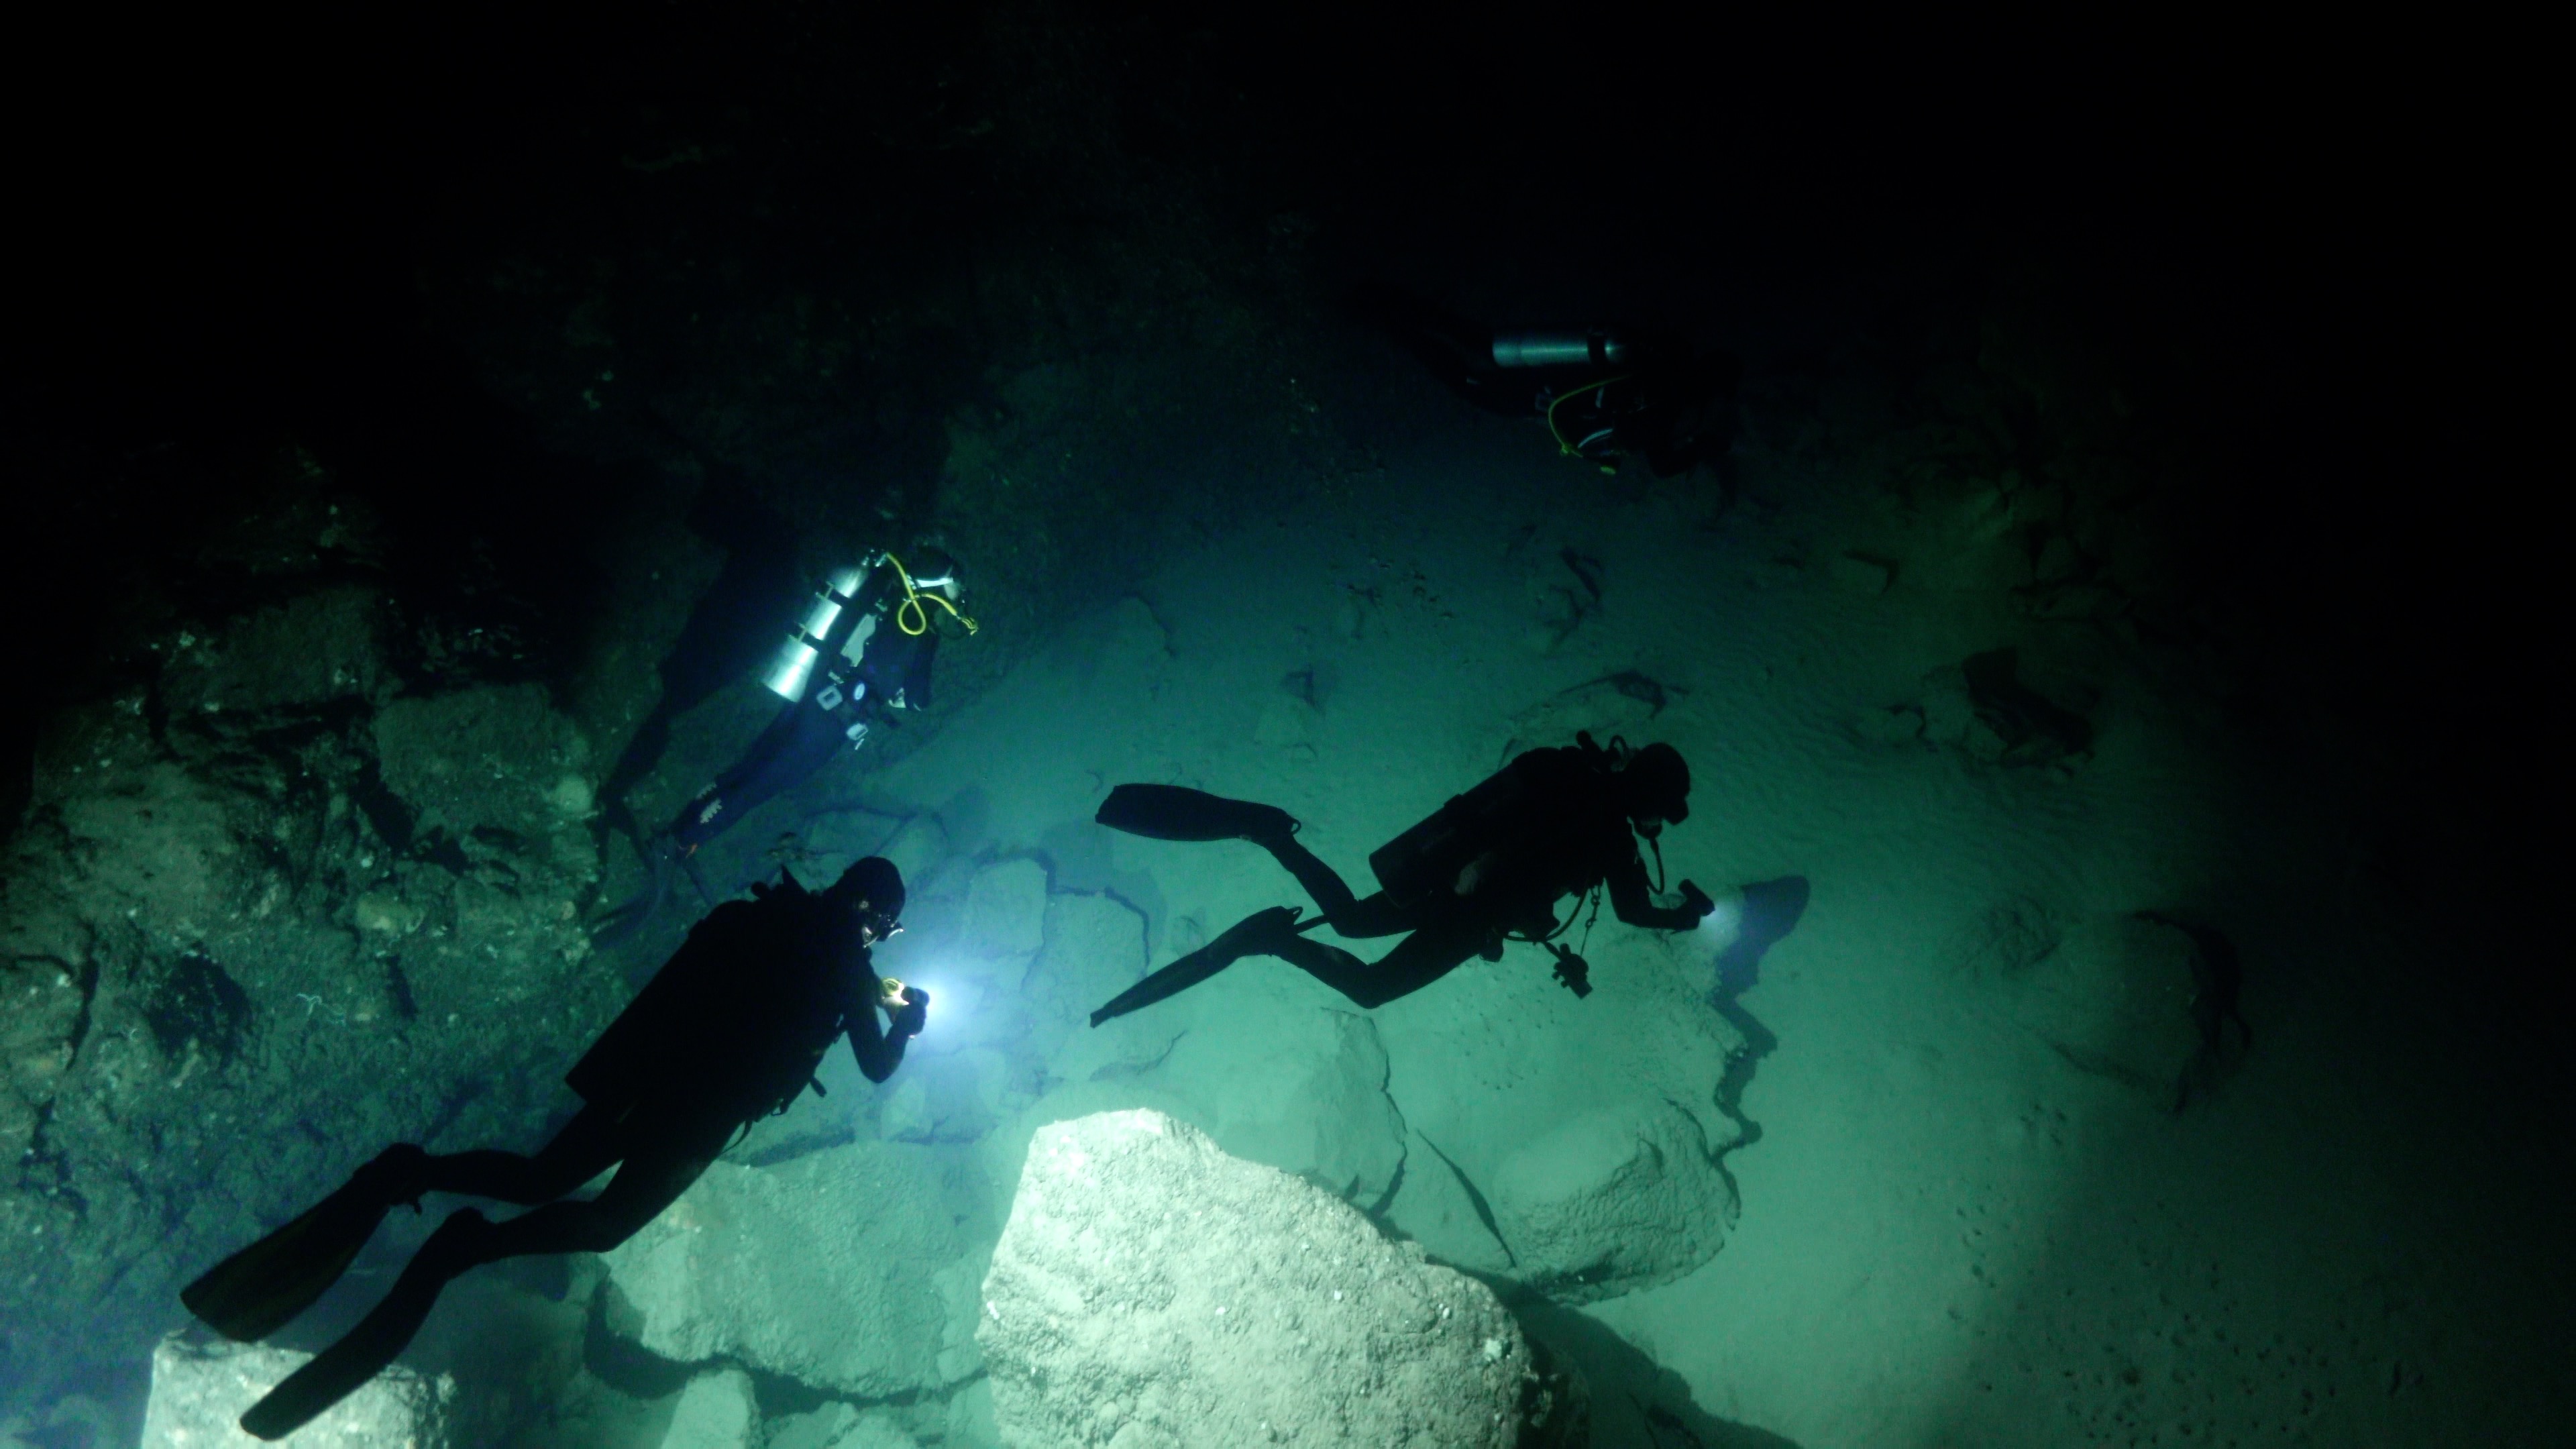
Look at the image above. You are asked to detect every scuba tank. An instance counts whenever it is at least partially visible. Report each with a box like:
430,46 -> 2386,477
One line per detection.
1368,734 -> 1631,914
1490,331 -> 1631,369
761,562 -> 873,701
1368,750 -> 1572,910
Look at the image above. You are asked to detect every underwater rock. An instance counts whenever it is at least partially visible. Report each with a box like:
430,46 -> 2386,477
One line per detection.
1829,551 -> 1896,594
1384,1130 -> 1517,1273
879,1046 -> 1016,1145
371,682 -> 594,841
601,1138 -> 967,1399
765,1401 -> 924,1449
140,1334 -> 454,1447
155,586 -> 391,714
655,1366 -> 760,1449
1990,913 -> 2237,1109
1009,1003 -> 1409,1210
960,858 -> 1050,961
1503,672 -> 1674,761
1021,890 -> 1150,1053
979,1109 -> 1529,1449
1488,1098 -> 1735,1305
1913,647 -> 2094,768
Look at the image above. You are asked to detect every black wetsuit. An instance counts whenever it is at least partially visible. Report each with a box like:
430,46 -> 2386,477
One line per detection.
672,562 -> 939,851
428,874 -> 912,1250
223,870 -> 924,1439
1359,286 -> 1737,477
1101,747 -> 1703,1018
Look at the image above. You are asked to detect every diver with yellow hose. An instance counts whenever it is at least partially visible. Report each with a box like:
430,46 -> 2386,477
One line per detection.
1352,283 -> 1737,477
589,547 -> 975,945
668,545 -> 974,855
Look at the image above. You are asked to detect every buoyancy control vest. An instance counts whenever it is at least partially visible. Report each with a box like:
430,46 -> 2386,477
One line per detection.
1368,737 -> 1627,930
568,872 -> 871,1123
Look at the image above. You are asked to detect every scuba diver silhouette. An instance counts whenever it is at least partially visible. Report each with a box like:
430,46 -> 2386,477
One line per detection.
1089,735 -> 1716,1024
595,547 -> 975,943
182,857 -> 928,1441
1354,284 -> 1738,478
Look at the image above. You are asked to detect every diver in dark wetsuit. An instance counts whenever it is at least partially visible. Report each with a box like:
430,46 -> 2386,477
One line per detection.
595,550 -> 973,941
1088,736 -> 1717,1023
183,857 -> 928,1442
1354,284 -> 1738,477
671,547 -> 971,852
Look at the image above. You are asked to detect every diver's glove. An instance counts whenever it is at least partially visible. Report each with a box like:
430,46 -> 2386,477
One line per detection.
1678,880 -> 1716,920
890,985 -> 930,1040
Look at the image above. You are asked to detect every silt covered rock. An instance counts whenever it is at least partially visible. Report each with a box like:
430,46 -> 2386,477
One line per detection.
140,1334 -> 453,1447
1488,1099 -> 1735,1305
601,1138 -> 971,1399
979,1108 -> 1531,1449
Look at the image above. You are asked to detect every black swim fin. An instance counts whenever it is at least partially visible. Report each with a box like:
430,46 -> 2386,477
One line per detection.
1096,784 -> 1297,845
181,1146 -> 426,1344
1090,906 -> 1303,1026
239,1208 -> 490,1441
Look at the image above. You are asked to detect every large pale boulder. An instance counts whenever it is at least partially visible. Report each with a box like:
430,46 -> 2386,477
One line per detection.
601,1139 -> 971,1398
1009,1001 -> 1411,1214
979,1109 -> 1532,1449
140,1334 -> 453,1447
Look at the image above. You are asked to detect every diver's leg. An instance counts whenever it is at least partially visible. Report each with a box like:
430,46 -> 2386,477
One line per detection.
467,1104 -> 737,1259
1256,834 -> 1415,937
1265,914 -> 1487,1010
412,1104 -> 627,1205
238,1106 -> 733,1438
587,838 -> 676,946
671,698 -> 849,849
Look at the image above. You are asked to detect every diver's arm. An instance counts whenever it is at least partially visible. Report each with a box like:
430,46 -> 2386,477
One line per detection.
845,984 -> 928,1083
1607,853 -> 1709,930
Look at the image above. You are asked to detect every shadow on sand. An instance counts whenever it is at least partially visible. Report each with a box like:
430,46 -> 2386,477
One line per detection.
1517,1297 -> 1805,1448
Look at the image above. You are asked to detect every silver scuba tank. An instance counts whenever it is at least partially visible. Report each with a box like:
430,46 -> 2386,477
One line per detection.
761,564 -> 869,700
1490,331 -> 1631,369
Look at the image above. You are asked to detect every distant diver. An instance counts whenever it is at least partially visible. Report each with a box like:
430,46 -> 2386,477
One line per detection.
1353,283 -> 1738,478
1088,734 -> 1718,1024
593,547 -> 975,944
183,857 -> 929,1441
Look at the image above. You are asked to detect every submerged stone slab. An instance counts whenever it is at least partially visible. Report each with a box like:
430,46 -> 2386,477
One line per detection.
602,1139 -> 968,1398
655,1366 -> 759,1449
979,1108 -> 1529,1449
141,1334 -> 453,1448
1489,1098 -> 1735,1305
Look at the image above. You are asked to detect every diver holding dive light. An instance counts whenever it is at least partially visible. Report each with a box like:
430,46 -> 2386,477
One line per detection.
1088,734 -> 1717,1023
182,857 -> 928,1441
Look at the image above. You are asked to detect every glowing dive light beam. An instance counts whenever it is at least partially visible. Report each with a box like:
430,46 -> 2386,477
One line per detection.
1693,885 -> 1748,959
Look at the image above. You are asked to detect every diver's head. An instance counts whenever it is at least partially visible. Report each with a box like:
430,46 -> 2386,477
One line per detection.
1618,743 -> 1691,836
826,856 -> 906,942
904,545 -> 962,601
